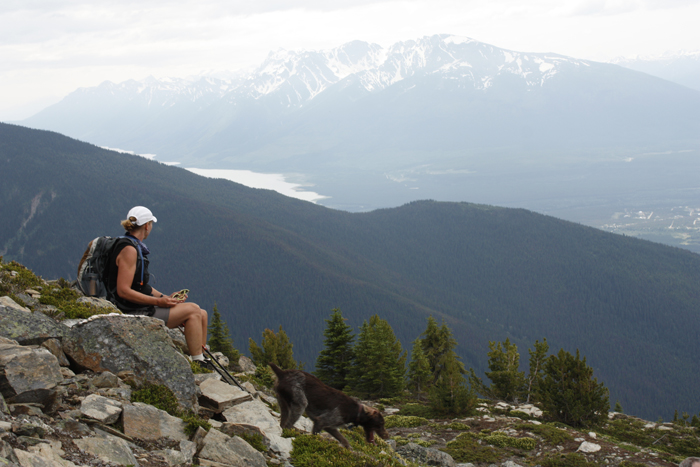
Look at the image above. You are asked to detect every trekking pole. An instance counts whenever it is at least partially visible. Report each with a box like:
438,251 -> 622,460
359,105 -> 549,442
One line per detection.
201,344 -> 246,391
178,326 -> 245,391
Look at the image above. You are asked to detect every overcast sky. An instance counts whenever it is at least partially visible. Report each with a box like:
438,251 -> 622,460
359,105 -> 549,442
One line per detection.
1,0 -> 699,120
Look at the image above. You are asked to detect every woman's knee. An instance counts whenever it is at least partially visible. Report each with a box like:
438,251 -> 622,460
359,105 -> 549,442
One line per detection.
179,303 -> 202,320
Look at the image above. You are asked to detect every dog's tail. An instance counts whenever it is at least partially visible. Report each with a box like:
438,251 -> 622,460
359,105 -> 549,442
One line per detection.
268,362 -> 285,378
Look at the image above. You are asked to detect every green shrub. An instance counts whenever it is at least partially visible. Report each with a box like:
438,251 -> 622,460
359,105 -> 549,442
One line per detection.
190,360 -> 212,374
239,432 -> 266,452
1,261 -> 43,289
39,285 -> 115,320
9,294 -> 27,308
539,453 -> 598,467
131,384 -> 180,416
384,415 -> 428,428
430,421 -> 472,431
509,410 -> 532,420
282,428 -> 302,438
291,429 -> 403,467
444,432 -> 502,464
482,433 -> 536,450
515,423 -> 572,445
132,383 -> 211,436
397,402 -> 439,418
251,365 -> 275,389
181,412 -> 211,437
390,435 -> 409,447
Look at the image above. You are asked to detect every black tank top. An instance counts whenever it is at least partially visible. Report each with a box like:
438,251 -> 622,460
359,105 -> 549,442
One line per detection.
106,236 -> 154,315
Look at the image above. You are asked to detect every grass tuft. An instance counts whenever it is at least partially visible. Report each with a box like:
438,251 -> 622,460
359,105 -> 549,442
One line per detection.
385,415 -> 429,428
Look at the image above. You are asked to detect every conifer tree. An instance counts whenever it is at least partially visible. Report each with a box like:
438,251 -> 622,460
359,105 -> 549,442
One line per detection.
407,338 -> 431,397
348,315 -> 406,398
314,309 -> 355,390
418,316 -> 475,415
485,338 -> 526,402
537,348 -> 609,427
429,350 -> 476,416
420,316 -> 458,384
249,325 -> 300,369
525,338 -> 549,403
207,304 -> 240,365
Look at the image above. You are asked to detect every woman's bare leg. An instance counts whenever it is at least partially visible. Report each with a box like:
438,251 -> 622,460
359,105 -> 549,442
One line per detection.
200,308 -> 208,349
166,303 -> 208,356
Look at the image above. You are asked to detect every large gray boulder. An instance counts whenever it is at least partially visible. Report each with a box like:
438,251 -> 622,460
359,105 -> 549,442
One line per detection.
80,394 -> 123,424
199,378 -> 252,413
0,340 -> 63,407
397,442 -> 457,467
221,399 -> 294,456
122,403 -> 188,441
198,428 -> 266,467
74,437 -> 139,467
62,315 -> 197,410
0,306 -> 67,345
14,440 -> 80,467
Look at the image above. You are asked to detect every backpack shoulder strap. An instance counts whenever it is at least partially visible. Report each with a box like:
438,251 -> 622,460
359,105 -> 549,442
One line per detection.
114,236 -> 145,286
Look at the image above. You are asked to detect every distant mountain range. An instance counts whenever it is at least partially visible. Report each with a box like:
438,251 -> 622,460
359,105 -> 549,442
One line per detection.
612,51 -> 700,92
18,35 -> 700,247
2,122 -> 700,422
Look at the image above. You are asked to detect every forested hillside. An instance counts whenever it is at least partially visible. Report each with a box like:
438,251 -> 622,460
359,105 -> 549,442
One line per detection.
1,122 -> 699,421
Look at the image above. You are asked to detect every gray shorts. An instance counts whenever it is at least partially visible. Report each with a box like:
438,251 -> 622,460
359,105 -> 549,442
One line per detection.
153,307 -> 171,326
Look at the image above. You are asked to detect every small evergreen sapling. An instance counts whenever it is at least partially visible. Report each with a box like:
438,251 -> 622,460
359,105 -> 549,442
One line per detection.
207,304 -> 240,365
407,338 -> 431,397
314,309 -> 355,390
249,325 -> 301,369
537,348 -> 609,427
484,338 -> 526,402
526,338 -> 549,403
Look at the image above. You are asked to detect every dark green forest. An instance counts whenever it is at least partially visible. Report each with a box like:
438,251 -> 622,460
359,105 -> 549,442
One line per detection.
1,122 -> 699,421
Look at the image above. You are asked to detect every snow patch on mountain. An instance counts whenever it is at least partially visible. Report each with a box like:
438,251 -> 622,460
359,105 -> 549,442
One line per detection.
65,35 -> 591,109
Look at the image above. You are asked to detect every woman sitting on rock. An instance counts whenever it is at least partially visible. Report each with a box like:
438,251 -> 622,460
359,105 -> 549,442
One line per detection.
106,206 -> 212,369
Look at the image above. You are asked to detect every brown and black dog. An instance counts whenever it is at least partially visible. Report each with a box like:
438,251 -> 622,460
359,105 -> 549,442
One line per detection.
269,363 -> 389,448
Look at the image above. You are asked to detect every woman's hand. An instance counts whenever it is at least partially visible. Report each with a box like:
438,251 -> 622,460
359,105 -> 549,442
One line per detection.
171,289 -> 189,302
156,295 -> 179,308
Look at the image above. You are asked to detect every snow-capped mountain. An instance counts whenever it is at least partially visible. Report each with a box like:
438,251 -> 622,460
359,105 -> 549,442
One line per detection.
20,34 -> 700,212
56,35 -> 592,112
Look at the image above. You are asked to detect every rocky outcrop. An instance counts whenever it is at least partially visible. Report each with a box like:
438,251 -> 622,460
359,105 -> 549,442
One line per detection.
0,305 -> 68,345
62,314 -> 197,411
198,428 -> 267,467
198,378 -> 252,413
397,442 -> 457,467
0,338 -> 63,408
122,403 -> 188,441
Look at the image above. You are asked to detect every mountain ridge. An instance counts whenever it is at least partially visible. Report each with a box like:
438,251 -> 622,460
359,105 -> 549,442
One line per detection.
2,122 -> 699,421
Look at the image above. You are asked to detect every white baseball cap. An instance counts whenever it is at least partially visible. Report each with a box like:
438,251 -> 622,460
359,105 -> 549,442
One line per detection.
127,206 -> 158,226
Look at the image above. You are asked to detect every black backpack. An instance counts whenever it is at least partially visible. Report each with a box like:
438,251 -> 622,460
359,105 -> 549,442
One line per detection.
77,236 -> 141,297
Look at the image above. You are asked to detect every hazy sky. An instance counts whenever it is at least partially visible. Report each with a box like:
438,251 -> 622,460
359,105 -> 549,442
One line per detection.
1,0 -> 699,120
